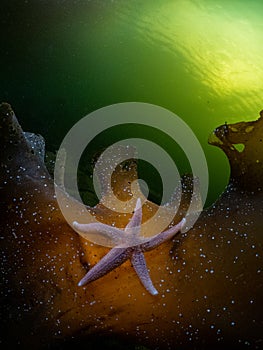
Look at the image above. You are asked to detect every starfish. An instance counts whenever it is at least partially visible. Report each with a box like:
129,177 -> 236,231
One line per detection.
73,199 -> 185,295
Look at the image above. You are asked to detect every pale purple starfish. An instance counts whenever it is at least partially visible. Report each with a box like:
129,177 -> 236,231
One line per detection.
73,199 -> 185,295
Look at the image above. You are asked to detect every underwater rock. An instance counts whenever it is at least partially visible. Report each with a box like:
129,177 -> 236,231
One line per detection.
209,111 -> 263,191
24,131 -> 46,162
0,103 -> 262,349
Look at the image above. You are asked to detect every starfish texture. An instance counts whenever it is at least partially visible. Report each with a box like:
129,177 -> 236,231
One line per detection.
73,199 -> 185,295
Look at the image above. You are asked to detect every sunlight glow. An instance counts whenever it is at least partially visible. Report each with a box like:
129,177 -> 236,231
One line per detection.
138,1 -> 263,97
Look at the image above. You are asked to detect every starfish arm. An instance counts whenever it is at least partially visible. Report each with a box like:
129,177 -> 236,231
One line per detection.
124,198 -> 142,237
131,249 -> 158,296
78,247 -> 131,286
142,217 -> 186,251
73,221 -> 125,246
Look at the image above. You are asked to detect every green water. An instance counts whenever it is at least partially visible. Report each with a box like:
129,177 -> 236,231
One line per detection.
1,0 -> 263,206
